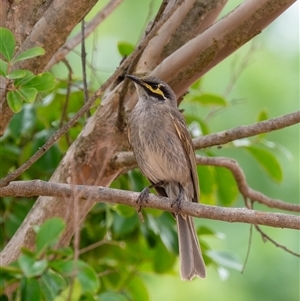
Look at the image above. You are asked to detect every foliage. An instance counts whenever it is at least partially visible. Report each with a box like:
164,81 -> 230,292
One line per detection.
0,2 -> 298,300
0,28 -> 55,113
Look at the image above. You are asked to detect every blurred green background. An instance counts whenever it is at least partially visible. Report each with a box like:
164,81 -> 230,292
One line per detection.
1,0 -> 299,300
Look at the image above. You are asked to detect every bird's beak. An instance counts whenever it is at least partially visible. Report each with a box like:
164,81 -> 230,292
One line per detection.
126,74 -> 144,87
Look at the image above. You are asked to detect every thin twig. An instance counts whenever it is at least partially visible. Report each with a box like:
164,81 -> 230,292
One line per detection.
81,19 -> 90,118
255,225 -> 300,257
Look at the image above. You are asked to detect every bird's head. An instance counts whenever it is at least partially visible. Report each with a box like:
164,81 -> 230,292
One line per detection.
126,75 -> 177,107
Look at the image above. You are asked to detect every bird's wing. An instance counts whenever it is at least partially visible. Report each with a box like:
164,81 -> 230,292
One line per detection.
169,111 -> 200,203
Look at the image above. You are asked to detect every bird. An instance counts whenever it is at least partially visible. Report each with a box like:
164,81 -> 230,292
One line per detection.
126,74 -> 206,280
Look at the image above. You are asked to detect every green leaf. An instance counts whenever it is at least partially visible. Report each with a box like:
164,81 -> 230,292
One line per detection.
113,204 -> 136,218
7,90 -> 23,112
153,240 -> 176,274
18,87 -> 38,103
18,254 -> 48,277
215,167 -> 238,206
12,47 -> 45,63
14,70 -> 35,87
257,109 -> 268,122
6,69 -> 26,79
117,41 -> 134,57
0,58 -> 8,76
40,270 -> 67,301
191,93 -> 227,106
20,277 -> 41,301
35,218 -> 65,255
50,260 -> 99,294
112,212 -> 138,237
98,292 -> 128,301
127,276 -> 149,301
24,72 -> 56,91
197,165 -> 215,204
0,27 -> 16,61
245,146 -> 283,182
207,250 -> 243,270
55,279 -> 81,301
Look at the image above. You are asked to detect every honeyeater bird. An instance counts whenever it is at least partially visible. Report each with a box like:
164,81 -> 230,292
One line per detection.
126,74 -> 206,280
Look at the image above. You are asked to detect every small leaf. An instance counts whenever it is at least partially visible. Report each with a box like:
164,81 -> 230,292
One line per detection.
99,292 -> 128,301
245,146 -> 283,182
18,87 -> 38,103
192,93 -> 227,106
215,167 -> 238,206
0,27 -> 16,61
127,276 -> 149,301
18,254 -> 48,277
35,218 -> 65,255
7,90 -> 23,112
24,72 -> 56,91
56,279 -> 81,301
12,47 -> 45,63
0,58 -> 8,76
117,41 -> 135,56
40,270 -> 67,301
6,69 -> 26,79
14,70 -> 35,87
20,277 -> 41,301
207,250 -> 243,270
257,109 -> 268,122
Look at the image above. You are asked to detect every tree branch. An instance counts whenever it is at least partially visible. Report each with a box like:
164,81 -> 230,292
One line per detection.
45,0 -> 124,70
193,111 -> 300,149
0,180 -> 299,230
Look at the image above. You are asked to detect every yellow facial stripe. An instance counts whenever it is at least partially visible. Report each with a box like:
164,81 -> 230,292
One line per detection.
144,83 -> 166,99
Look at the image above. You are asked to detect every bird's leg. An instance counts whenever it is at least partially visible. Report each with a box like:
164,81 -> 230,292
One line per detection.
171,183 -> 184,214
137,181 -> 165,212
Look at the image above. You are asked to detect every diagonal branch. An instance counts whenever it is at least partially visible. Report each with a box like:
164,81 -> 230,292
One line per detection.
0,180 -> 299,230
45,0 -> 124,70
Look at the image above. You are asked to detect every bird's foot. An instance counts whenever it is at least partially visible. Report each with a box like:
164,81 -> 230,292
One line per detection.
171,184 -> 184,214
136,187 -> 150,212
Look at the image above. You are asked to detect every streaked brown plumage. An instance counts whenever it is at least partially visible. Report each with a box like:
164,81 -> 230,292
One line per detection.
126,75 -> 206,280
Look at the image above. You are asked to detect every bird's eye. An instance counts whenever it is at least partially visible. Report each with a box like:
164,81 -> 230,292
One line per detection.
152,84 -> 159,90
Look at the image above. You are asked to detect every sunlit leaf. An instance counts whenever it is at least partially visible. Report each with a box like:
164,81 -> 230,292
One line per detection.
127,276 -> 149,301
0,58 -> 8,76
24,72 -> 56,91
117,41 -> 134,57
191,93 -> 227,106
257,109 -> 268,122
215,167 -> 238,206
7,90 -> 23,112
55,279 -> 81,301
18,87 -> 38,103
12,47 -> 45,63
245,146 -> 283,182
14,70 -> 35,87
0,27 -> 15,61
6,69 -> 26,79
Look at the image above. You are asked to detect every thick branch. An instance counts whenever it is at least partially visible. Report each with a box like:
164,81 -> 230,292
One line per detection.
151,0 -> 296,97
0,181 -> 298,231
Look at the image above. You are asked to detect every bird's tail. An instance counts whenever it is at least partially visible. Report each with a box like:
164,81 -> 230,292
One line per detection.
176,214 -> 206,280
